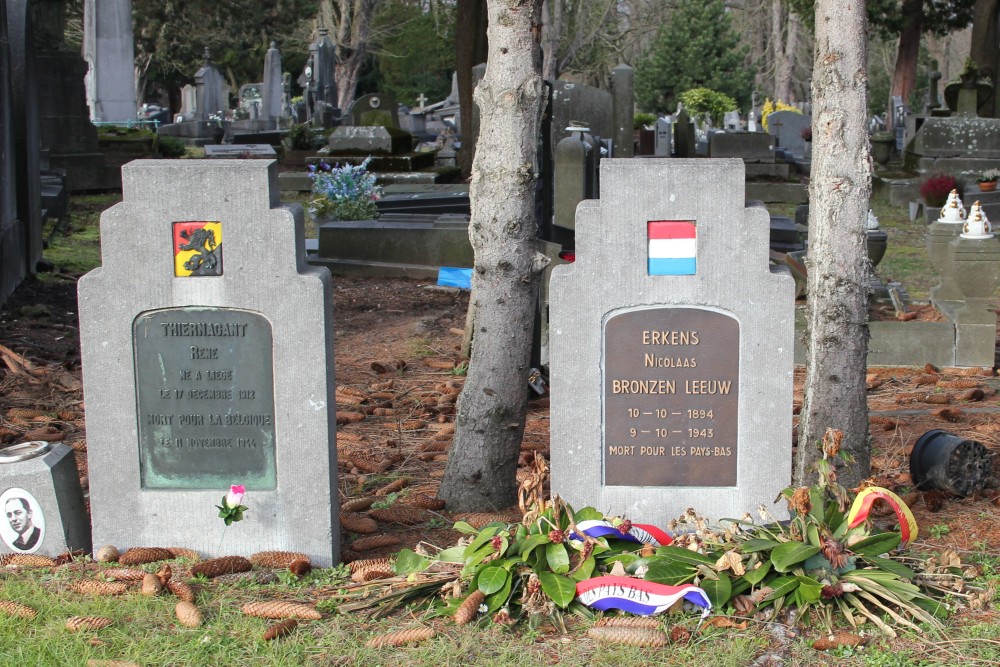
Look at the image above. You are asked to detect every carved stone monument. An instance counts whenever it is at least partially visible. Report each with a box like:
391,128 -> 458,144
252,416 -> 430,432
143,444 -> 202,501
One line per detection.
549,159 -> 794,525
78,160 -> 339,565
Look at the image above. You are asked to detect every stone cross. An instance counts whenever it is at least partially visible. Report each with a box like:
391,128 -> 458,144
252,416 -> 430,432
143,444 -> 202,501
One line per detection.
416,93 -> 427,110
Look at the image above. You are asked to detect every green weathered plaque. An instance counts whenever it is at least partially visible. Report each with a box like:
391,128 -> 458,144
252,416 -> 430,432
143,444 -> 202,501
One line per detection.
133,308 -> 277,489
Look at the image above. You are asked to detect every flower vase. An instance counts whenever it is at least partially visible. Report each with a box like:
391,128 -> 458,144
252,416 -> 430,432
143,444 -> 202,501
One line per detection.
978,181 -> 997,192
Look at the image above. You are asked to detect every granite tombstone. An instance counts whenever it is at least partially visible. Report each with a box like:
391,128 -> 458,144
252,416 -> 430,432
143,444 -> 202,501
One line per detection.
549,159 -> 794,525
78,160 -> 339,565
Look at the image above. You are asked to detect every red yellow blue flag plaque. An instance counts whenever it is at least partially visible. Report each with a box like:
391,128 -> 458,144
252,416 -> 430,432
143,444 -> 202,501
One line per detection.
173,221 -> 223,277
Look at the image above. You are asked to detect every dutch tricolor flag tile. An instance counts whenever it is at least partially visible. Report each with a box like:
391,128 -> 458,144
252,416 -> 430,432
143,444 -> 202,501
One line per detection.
648,220 -> 696,275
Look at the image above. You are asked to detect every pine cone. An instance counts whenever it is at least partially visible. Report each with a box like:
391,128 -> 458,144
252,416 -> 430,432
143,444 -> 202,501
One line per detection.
190,555 -> 252,579
337,384 -> 367,398
351,453 -> 390,473
84,660 -> 140,667
375,478 -> 409,496
913,374 -> 938,386
7,554 -> 56,567
366,626 -> 436,648
23,425 -> 63,441
241,601 -> 322,620
594,616 -> 662,629
66,616 -> 114,632
6,408 -> 46,419
155,564 -> 173,585
263,619 -> 298,641
118,547 -> 173,565
351,566 -> 395,583
586,626 -> 667,647
458,512 -> 520,529
406,494 -> 446,511
937,378 -> 982,389
401,420 -> 427,431
958,389 -> 986,401
166,547 -> 201,562
212,570 -> 279,585
94,545 -> 120,563
921,393 -> 951,405
174,601 -> 203,628
289,558 -> 312,578
0,600 -> 37,618
167,580 -> 197,603
104,568 -> 147,582
339,548 -> 360,563
335,411 -> 366,425
249,551 -> 311,569
141,573 -> 163,596
419,441 -> 450,453
340,497 -> 377,513
369,507 -> 428,526
340,512 -> 378,534
72,580 -> 129,596
349,557 -> 396,574
0,553 -> 13,567
350,534 -> 401,552
454,590 -> 485,625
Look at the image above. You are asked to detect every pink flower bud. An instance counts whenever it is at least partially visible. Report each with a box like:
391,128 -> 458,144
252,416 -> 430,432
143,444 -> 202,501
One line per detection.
226,484 -> 246,508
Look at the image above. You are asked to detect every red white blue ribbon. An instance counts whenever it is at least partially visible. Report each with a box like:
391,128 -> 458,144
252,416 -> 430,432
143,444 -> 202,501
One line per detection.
572,519 -> 673,546
576,576 -> 711,617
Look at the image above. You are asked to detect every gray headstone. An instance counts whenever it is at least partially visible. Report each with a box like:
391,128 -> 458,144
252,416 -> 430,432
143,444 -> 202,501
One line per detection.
549,80 -> 613,158
0,441 -> 91,556
708,132 -> 775,163
195,48 -> 226,120
261,41 -> 283,120
82,0 -> 135,122
179,84 -> 197,118
673,109 -> 695,158
204,144 -> 276,158
723,110 -> 740,131
78,160 -> 339,565
549,159 -> 794,525
326,124 -> 410,154
610,64 -> 634,158
766,110 -> 810,158
653,118 -> 672,157
348,92 -> 400,128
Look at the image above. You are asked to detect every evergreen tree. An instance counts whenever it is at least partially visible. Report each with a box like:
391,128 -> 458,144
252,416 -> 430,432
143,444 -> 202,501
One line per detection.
635,0 -> 754,115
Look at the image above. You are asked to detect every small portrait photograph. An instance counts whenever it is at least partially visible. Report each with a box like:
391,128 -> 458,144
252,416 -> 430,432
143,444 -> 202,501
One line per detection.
1,488 -> 45,554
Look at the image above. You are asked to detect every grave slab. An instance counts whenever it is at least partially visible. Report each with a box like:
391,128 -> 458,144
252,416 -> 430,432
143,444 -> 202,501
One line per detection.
78,160 -> 339,565
549,159 -> 794,525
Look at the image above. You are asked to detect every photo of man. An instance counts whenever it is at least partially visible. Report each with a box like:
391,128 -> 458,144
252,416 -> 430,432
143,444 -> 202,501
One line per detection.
1,489 -> 45,554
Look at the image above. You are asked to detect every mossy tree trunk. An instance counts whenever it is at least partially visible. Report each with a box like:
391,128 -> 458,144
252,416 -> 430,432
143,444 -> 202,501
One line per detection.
795,0 -> 872,487
439,0 -> 546,511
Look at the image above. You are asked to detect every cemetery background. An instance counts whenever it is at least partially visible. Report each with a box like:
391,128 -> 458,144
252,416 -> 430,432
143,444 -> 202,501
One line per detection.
1,192 -> 1000,663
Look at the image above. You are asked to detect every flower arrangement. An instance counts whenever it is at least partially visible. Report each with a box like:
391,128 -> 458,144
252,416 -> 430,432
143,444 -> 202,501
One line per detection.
308,158 -> 382,221
800,126 -> 812,142
760,98 -> 800,132
920,173 -> 959,207
976,168 -> 1000,184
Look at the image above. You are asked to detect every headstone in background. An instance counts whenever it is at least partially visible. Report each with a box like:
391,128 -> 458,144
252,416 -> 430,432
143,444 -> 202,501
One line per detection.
610,63 -> 634,158
195,48 -> 226,120
766,110 -> 810,159
653,117 -> 672,157
348,92 -> 401,128
82,0 -> 136,122
549,158 -> 794,525
548,80 -> 613,159
261,41 -> 283,121
723,110 -> 740,131
78,160 -> 340,565
238,82 -> 262,117
673,109 -> 695,158
179,84 -> 197,118
0,0 -> 21,306
0,441 -> 90,557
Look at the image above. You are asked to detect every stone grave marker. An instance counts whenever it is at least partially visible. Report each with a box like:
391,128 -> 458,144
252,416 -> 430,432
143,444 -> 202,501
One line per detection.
78,160 -> 339,565
766,110 -> 810,158
549,159 -> 794,525
204,144 -> 277,159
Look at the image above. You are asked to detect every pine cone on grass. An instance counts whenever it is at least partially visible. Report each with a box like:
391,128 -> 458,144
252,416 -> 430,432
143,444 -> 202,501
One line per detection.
7,554 -> 56,567
454,590 -> 485,625
406,494 -> 446,511
366,626 -> 436,648
241,601 -> 322,620
66,616 -> 114,632
175,601 -> 203,628
340,512 -> 379,534
350,534 -> 402,552
213,570 -> 279,585
166,547 -> 201,562
73,580 -> 129,596
104,569 -> 147,582
351,566 -> 394,583
167,580 -> 197,603
263,619 -> 298,641
249,551 -> 310,569
348,557 -> 395,574
594,616 -> 662,629
141,573 -> 163,596
190,555 -> 252,579
118,547 -> 173,566
341,497 -> 377,513
0,600 -> 37,618
586,626 -> 667,647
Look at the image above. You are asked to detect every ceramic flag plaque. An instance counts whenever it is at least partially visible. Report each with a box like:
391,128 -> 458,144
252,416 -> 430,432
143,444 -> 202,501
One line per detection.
648,220 -> 696,275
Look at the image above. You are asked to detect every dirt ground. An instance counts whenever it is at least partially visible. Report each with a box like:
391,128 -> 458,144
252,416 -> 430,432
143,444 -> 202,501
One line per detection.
1,275 -> 999,563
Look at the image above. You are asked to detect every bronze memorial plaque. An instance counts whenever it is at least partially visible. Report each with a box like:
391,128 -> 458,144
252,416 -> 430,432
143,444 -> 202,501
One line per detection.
604,307 -> 739,486
133,307 -> 277,489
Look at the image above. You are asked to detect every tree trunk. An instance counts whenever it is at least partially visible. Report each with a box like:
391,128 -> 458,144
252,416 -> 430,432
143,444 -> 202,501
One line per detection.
456,0 -> 489,177
774,7 -> 801,104
795,0 -> 872,488
970,0 -> 1000,117
887,0 -> 923,130
439,0 -> 546,511
321,0 -> 377,113
541,0 -> 561,81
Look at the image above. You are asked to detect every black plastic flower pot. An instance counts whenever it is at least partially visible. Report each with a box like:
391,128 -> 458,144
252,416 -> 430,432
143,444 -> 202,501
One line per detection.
909,429 -> 994,496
